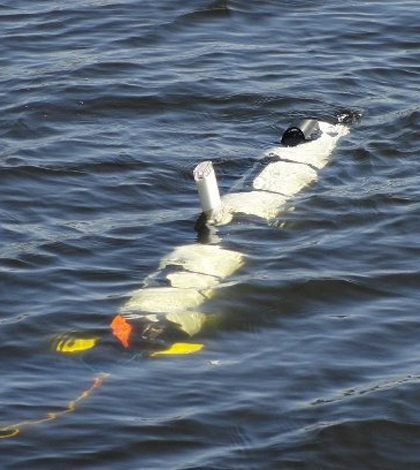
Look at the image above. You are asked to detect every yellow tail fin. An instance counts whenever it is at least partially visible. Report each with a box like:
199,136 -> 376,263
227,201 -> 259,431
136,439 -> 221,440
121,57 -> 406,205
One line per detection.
151,342 -> 204,357
54,335 -> 99,353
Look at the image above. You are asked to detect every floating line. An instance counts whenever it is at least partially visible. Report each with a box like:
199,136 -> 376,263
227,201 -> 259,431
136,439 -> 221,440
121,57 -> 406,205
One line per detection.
0,373 -> 110,439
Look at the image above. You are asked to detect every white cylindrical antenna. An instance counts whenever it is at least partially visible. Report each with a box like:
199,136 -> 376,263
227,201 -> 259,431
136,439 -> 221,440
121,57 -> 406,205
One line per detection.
193,161 -> 221,215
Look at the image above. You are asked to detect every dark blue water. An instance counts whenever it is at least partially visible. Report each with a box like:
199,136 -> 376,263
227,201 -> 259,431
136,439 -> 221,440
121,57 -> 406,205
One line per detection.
2,0 -> 420,468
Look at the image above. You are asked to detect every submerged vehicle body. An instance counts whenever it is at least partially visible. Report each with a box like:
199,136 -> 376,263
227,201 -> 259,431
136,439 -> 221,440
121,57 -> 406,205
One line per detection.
54,118 -> 350,358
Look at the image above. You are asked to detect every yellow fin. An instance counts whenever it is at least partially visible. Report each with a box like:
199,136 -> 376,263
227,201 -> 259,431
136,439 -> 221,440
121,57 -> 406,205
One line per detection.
151,342 -> 204,357
56,337 -> 98,353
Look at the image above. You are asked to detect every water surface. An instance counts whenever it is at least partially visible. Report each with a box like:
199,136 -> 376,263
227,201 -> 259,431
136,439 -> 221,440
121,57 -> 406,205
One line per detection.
2,0 -> 420,468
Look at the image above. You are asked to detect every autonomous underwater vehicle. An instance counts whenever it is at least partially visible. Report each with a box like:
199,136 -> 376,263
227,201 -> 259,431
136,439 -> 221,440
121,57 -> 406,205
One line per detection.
1,115 -> 353,439
52,118 -> 350,359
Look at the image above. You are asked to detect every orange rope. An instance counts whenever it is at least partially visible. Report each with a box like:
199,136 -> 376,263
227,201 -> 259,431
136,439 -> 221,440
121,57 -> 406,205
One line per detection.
0,373 -> 110,439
